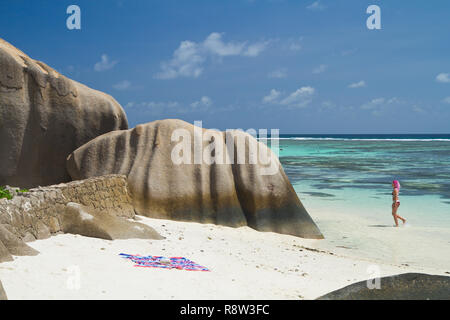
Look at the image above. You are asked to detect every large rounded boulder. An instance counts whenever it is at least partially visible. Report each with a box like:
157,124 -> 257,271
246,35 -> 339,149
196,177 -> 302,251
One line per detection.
0,38 -> 128,188
67,119 -> 323,239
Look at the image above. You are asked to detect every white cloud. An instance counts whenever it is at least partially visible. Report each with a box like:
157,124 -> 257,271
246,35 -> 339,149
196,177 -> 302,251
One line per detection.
286,37 -> 303,51
312,64 -> 327,74
244,41 -> 271,57
361,98 -> 385,110
280,86 -> 315,108
262,89 -> 281,103
268,69 -> 287,79
321,101 -> 335,108
386,97 -> 402,104
263,86 -> 315,108
436,73 -> 450,83
125,96 -> 215,115
348,80 -> 366,88
307,1 -> 326,11
156,33 -> 270,79
113,80 -> 131,90
289,43 -> 302,51
341,48 -> 357,56
124,100 -> 180,115
203,33 -> 246,56
94,54 -> 118,72
360,97 -> 404,111
155,41 -> 204,79
442,97 -> 450,104
412,105 -> 425,113
191,96 -> 213,110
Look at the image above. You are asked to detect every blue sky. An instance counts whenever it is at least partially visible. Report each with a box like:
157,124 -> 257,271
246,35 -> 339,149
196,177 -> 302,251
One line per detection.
1,0 -> 449,133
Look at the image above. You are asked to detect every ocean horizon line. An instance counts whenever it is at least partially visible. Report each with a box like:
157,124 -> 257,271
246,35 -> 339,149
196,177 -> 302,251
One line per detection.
257,133 -> 450,141
278,133 -> 450,136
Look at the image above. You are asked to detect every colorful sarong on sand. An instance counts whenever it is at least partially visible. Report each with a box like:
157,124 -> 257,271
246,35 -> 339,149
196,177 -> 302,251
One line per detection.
119,253 -> 210,271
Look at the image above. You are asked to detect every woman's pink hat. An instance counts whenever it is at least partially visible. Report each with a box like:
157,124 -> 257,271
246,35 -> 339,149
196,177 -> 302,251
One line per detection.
393,180 -> 401,189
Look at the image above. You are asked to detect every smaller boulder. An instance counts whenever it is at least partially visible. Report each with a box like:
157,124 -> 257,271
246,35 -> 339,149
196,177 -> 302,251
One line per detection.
0,240 -> 13,263
0,280 -> 7,300
61,203 -> 164,240
35,221 -> 51,240
0,224 -> 39,257
318,273 -> 450,300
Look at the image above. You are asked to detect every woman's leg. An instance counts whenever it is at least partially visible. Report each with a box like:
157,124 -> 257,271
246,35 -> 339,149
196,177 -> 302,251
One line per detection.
393,203 -> 406,225
392,203 -> 399,226
397,213 -> 406,223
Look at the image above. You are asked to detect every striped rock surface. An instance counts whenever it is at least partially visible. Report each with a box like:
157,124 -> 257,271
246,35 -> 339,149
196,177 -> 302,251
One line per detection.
0,38 -> 128,188
67,119 -> 323,239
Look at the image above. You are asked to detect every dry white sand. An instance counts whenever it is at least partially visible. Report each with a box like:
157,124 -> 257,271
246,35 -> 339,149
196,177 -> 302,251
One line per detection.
0,215 -> 446,300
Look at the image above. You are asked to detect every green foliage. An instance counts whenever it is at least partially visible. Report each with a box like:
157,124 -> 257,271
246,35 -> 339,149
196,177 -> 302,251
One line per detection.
0,186 -> 13,200
0,186 -> 28,200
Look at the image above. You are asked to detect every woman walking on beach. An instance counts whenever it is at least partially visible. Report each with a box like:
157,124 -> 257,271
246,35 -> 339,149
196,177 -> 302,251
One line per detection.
392,180 -> 406,227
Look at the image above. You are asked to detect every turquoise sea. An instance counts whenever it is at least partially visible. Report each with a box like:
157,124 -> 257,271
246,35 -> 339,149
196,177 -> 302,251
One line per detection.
275,134 -> 450,272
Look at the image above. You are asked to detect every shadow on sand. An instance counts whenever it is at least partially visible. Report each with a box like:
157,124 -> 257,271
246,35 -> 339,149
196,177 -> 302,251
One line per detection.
368,224 -> 394,228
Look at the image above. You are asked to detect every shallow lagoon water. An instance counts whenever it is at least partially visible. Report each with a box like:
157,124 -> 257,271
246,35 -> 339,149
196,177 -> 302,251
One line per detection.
275,135 -> 450,272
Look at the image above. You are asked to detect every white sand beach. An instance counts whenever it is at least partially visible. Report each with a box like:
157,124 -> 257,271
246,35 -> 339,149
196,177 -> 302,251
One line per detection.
0,215 -> 446,300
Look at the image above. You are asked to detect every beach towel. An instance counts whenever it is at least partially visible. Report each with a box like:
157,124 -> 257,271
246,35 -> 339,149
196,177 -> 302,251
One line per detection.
119,253 -> 210,271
